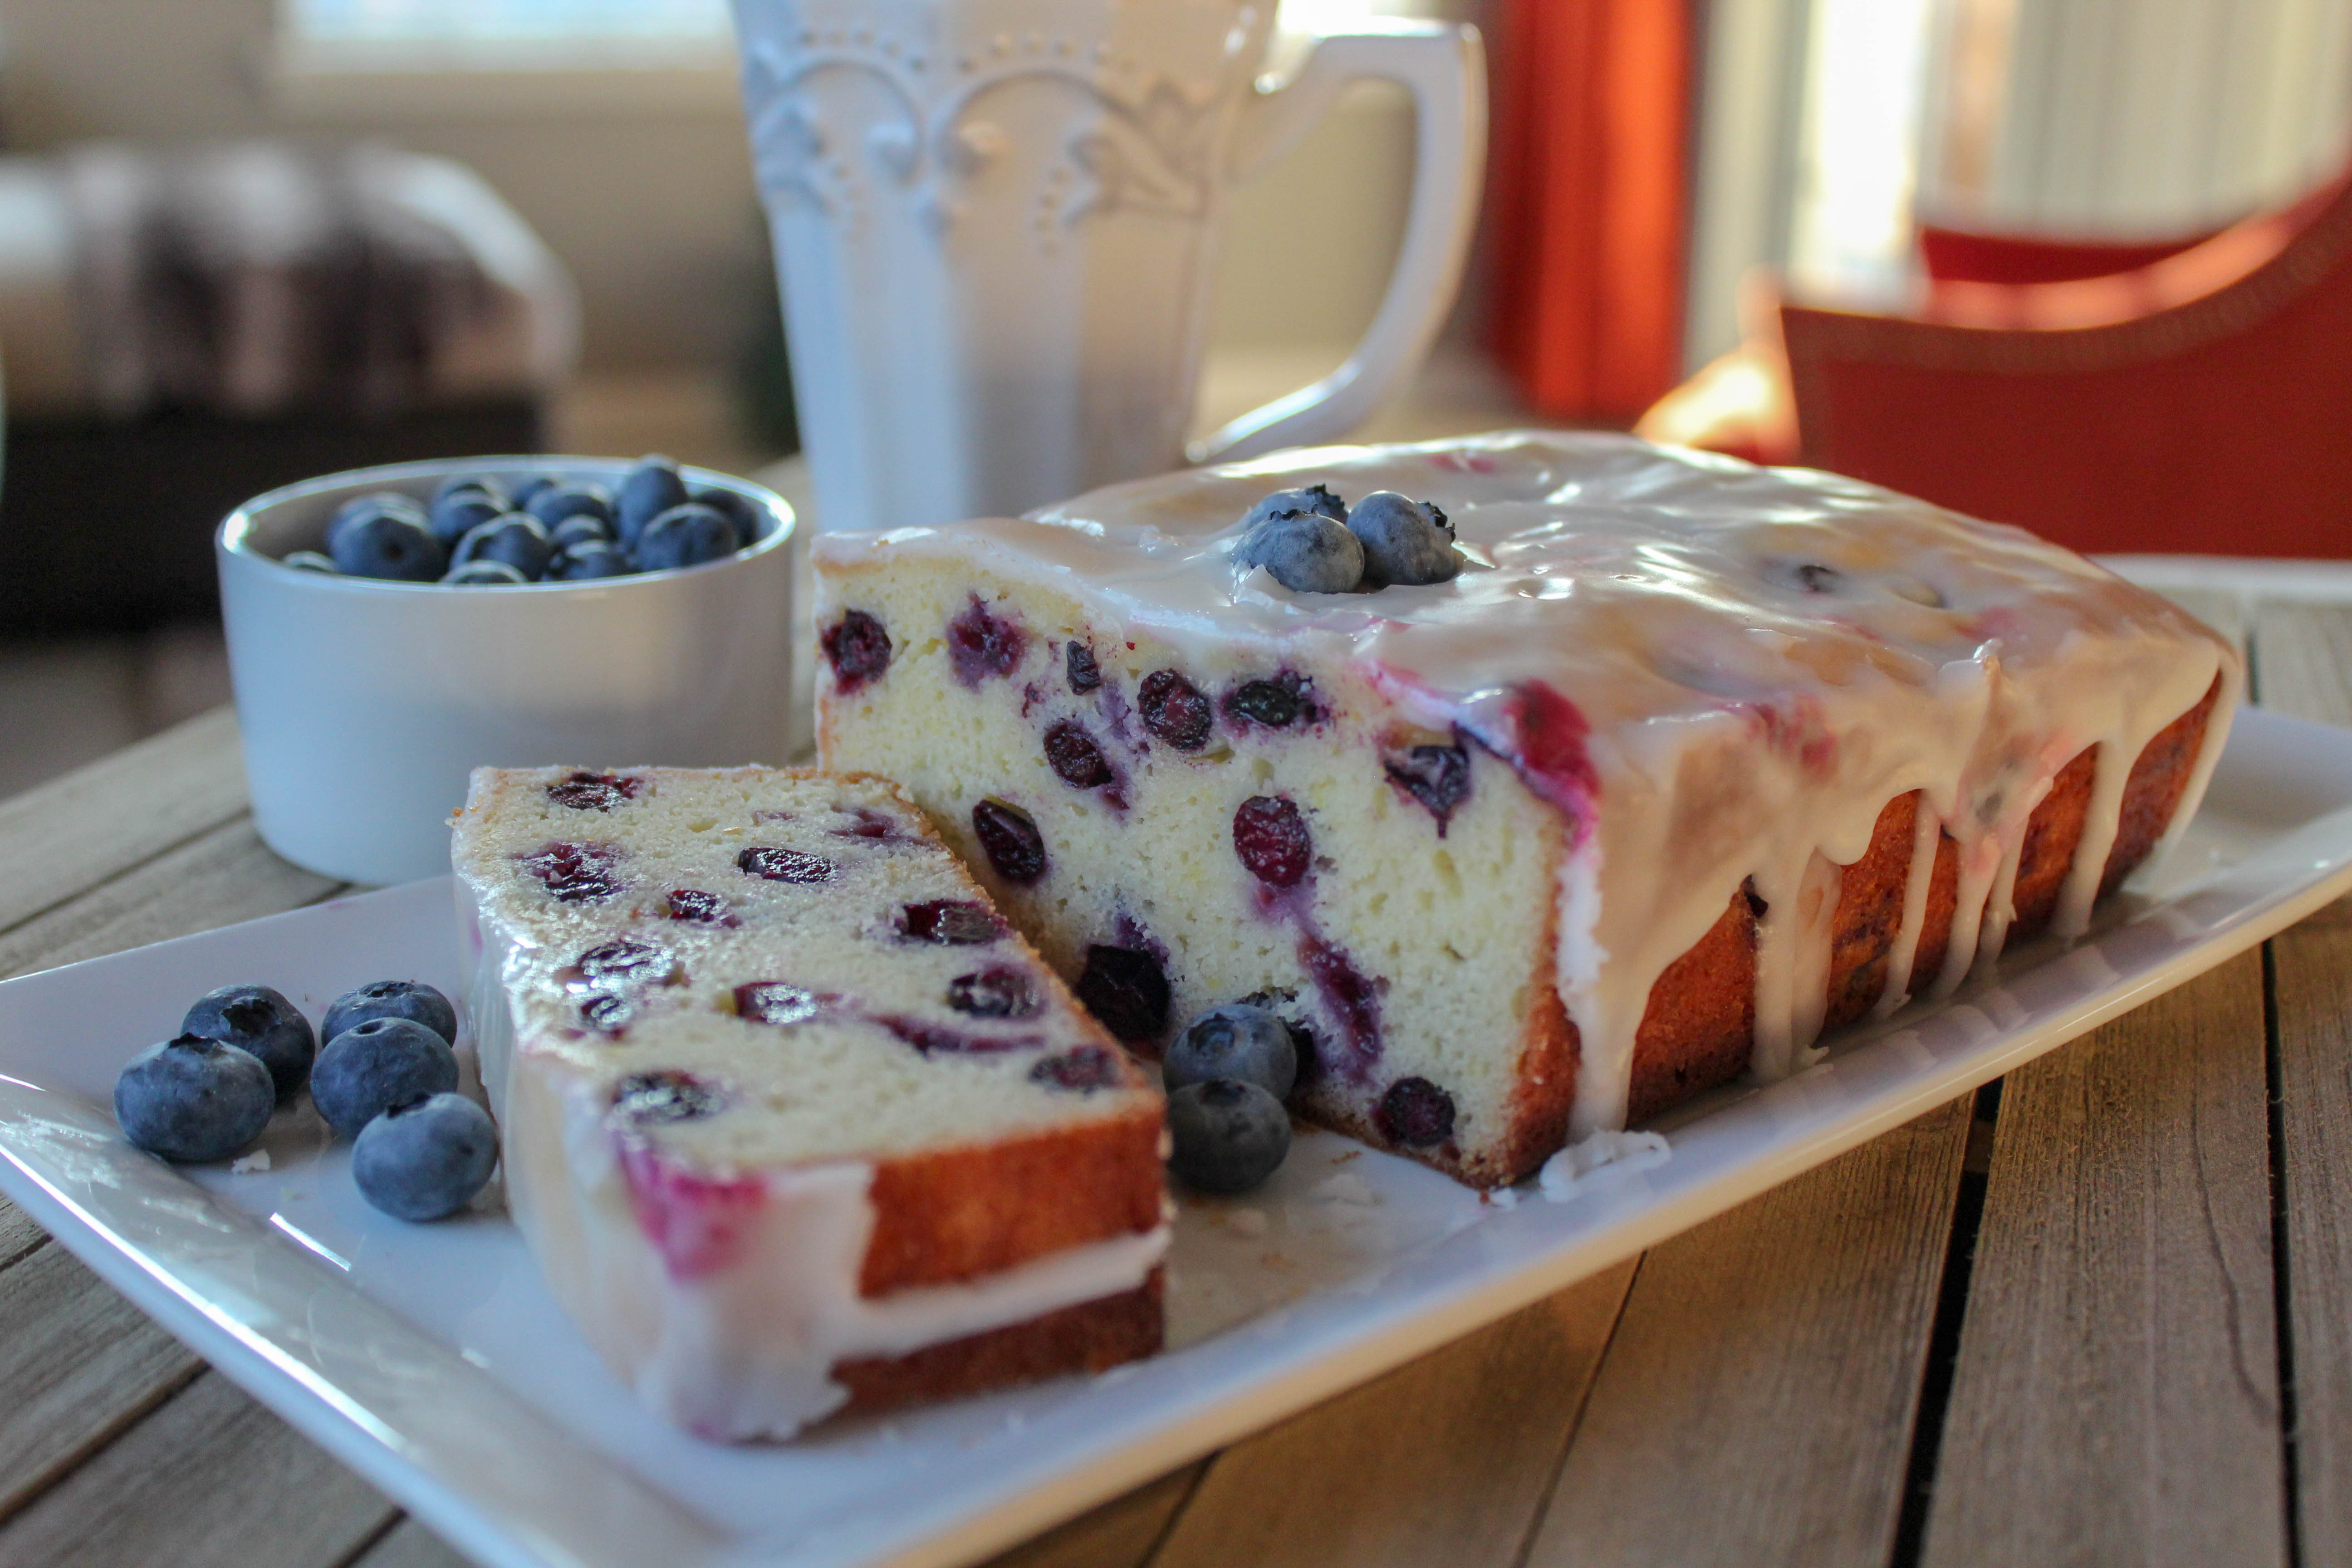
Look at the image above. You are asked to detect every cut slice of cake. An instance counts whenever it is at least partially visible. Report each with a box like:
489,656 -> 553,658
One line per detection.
812,431 -> 2239,1188
451,765 -> 1167,1441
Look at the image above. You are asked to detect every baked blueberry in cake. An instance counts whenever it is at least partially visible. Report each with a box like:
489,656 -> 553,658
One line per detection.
811,431 -> 2239,1188
451,766 -> 1167,1440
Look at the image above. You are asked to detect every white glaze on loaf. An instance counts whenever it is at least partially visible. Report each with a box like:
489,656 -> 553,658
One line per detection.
452,765 -> 1167,1438
814,431 -> 2238,1156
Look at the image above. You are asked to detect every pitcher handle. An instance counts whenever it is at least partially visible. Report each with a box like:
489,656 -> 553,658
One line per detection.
1191,21 -> 1487,465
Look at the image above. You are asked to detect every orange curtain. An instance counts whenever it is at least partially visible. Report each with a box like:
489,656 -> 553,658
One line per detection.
1487,0 -> 1694,421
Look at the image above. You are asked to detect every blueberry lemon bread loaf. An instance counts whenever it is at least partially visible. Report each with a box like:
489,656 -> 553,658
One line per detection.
452,766 -> 1166,1440
812,431 -> 2238,1188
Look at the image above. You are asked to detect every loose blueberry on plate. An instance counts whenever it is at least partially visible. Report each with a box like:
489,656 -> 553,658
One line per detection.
525,481 -> 615,531
331,510 -> 446,582
281,550 -> 339,574
183,983 -> 316,1102
444,560 -> 529,586
351,1093 -> 498,1221
1239,484 -> 1348,532
1240,511 -> 1364,594
323,979 -> 457,1050
1347,491 -> 1460,586
428,491 -> 505,549
1166,1002 -> 1297,1098
327,491 -> 427,555
114,1034 -> 276,1163
616,455 -> 690,549
1166,1078 -> 1290,1195
692,485 -> 762,542
311,1018 -> 460,1139
549,514 -> 612,552
549,542 -> 633,581
452,514 -> 554,579
632,503 -> 740,571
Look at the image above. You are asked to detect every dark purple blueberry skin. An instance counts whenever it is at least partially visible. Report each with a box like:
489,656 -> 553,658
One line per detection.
550,542 -> 633,581
1031,1046 -> 1125,1092
1375,1076 -> 1456,1147
451,514 -> 554,580
1383,741 -> 1473,832
1224,673 -> 1317,729
1139,669 -> 1213,750
428,491 -> 506,548
182,984 -> 315,1102
1232,796 -> 1311,888
326,491 -> 427,557
549,514 -> 613,552
1167,1003 -> 1297,1099
971,799 -> 1048,884
1075,944 -> 1170,1043
735,982 -> 823,1025
631,503 -> 740,571
666,888 -> 734,924
947,597 -> 1029,687
737,846 -> 837,883
320,979 -> 457,1052
947,966 -> 1039,1018
571,939 -> 673,989
519,841 -> 622,902
692,485 -> 764,542
878,1016 -> 1040,1056
352,1093 -> 498,1221
331,510 -> 446,582
615,456 -> 691,549
114,1034 -> 276,1163
1044,720 -> 1114,789
432,473 -> 508,510
525,481 -> 615,531
311,1018 -> 459,1140
822,610 -> 893,691
1065,641 -> 1102,693
546,771 -> 641,811
1166,1078 -> 1291,1194
612,1068 -> 721,1124
896,900 -> 1003,944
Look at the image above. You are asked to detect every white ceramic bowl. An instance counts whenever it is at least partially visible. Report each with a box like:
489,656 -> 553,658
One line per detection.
217,456 -> 795,886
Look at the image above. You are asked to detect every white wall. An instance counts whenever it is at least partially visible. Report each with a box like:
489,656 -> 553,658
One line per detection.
0,0 -> 1427,371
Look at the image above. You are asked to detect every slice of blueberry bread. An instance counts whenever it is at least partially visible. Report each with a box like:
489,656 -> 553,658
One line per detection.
812,431 -> 2236,1188
451,765 -> 1166,1441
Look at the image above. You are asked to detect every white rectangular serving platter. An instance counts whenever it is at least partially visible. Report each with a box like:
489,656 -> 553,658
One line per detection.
5,703 -> 2352,1568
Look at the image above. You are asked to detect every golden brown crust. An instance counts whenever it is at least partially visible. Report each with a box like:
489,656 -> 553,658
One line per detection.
1384,680 -> 2220,1186
862,1110 -> 1168,1294
833,1271 -> 1164,1416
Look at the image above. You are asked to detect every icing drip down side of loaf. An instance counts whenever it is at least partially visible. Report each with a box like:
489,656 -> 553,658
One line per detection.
817,431 -> 2240,1138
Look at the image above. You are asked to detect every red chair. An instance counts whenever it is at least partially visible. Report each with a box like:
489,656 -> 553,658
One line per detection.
1640,164 -> 2352,556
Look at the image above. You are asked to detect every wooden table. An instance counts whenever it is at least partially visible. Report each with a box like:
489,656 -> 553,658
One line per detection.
2,591 -> 2347,1568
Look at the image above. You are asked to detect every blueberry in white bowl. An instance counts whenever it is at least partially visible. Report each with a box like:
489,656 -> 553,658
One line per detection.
323,979 -> 456,1050
327,491 -> 427,556
451,514 -> 554,579
283,550 -> 338,574
332,508 -> 446,583
550,541 -> 632,581
444,560 -> 529,586
312,1017 -> 459,1139
1167,1078 -> 1291,1194
428,490 -> 505,549
549,514 -> 612,552
352,1092 -> 498,1221
182,983 -> 315,1102
115,1034 -> 276,1162
508,474 -> 557,512
616,455 -> 690,549
633,502 -> 740,572
525,480 -> 614,531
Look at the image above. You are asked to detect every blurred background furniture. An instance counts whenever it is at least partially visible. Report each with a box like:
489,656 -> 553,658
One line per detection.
0,142 -> 577,633
1638,157 -> 2352,557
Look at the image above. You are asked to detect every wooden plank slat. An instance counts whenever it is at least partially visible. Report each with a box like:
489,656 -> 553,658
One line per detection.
1919,953 -> 2283,1568
2251,599 -> 2352,1566
0,1203 -> 39,1274
1524,1097 -> 1971,1568
0,1371 -> 396,1568
346,1517 -> 472,1568
0,706 -> 247,938
0,816 -> 340,982
1146,1262 -> 1637,1568
980,1466 -> 1202,1568
0,1244 -> 203,1526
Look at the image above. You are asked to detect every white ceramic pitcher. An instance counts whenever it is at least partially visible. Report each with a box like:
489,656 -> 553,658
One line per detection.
730,0 -> 1486,533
